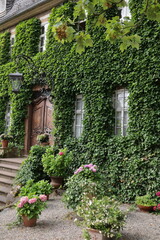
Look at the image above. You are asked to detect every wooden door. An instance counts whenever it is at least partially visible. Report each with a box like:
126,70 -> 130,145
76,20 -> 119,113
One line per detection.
30,97 -> 53,147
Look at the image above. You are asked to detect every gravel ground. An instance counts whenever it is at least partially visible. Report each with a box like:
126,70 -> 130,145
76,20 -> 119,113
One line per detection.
0,195 -> 160,240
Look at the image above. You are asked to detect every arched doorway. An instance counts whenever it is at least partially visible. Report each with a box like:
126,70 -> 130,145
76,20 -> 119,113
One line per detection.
24,86 -> 53,154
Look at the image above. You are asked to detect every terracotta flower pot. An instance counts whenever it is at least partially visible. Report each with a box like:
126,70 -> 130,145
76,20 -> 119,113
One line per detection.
22,215 -> 37,227
50,176 -> 63,189
87,228 -> 113,240
1,139 -> 8,148
137,205 -> 153,212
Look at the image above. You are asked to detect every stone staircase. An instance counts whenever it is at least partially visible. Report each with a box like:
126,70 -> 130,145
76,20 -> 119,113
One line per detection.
0,158 -> 25,206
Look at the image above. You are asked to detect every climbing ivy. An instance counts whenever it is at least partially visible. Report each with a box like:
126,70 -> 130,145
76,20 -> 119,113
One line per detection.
12,18 -> 41,58
0,32 -> 10,65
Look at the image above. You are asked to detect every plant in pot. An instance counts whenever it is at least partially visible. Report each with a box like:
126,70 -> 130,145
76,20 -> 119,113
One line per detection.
36,133 -> 49,146
135,194 -> 157,212
19,180 -> 53,200
0,133 -> 13,148
42,147 -> 73,188
76,195 -> 126,240
15,194 -> 47,227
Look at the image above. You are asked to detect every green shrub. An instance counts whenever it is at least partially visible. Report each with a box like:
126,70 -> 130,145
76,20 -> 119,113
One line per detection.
19,179 -> 52,196
15,145 -> 49,185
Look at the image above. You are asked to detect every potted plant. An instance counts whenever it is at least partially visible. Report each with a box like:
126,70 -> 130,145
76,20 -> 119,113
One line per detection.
42,147 -> 73,188
19,180 -> 53,200
135,194 -> 157,212
0,133 -> 13,148
15,194 -> 47,227
76,195 -> 126,240
36,133 -> 49,146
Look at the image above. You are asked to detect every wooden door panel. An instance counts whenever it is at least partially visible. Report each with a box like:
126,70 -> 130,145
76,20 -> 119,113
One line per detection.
30,100 -> 45,146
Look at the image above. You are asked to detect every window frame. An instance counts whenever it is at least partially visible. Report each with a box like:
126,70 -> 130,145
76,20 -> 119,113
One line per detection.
0,0 -> 6,17
120,0 -> 131,20
10,35 -> 15,54
73,94 -> 84,138
39,23 -> 48,52
113,88 -> 129,136
5,101 -> 12,133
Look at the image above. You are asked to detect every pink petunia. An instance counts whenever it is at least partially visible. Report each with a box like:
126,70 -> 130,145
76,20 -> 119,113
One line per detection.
39,194 -> 47,202
28,198 -> 37,204
59,152 -> 64,156
156,192 -> 160,196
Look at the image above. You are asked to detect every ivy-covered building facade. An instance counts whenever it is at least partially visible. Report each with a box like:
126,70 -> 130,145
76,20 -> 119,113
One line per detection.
0,0 -> 160,201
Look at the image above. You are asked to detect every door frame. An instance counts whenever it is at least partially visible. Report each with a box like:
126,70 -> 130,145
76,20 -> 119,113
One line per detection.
24,85 -> 52,155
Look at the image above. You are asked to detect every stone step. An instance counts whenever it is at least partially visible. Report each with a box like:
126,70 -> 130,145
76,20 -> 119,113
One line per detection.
0,158 -> 25,166
0,194 -> 7,204
0,185 -> 12,194
0,170 -> 17,178
0,177 -> 13,185
0,163 -> 20,172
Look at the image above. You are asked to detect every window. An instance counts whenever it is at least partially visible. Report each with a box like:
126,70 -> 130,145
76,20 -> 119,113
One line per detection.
73,94 -> 84,138
0,0 -> 6,17
121,0 -> 131,20
10,35 -> 15,54
39,23 -> 48,52
113,88 -> 129,136
5,102 -> 12,133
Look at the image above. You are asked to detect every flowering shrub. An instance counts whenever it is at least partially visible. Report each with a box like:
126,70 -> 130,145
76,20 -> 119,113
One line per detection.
153,191 -> 160,214
16,195 -> 47,219
62,164 -> 106,210
42,147 -> 73,177
74,163 -> 97,174
76,195 -> 126,239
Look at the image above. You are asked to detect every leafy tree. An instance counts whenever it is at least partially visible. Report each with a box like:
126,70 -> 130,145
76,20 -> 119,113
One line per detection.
52,0 -> 160,53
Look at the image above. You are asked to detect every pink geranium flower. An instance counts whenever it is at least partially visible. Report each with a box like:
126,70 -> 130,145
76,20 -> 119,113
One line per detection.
153,206 -> 157,211
59,152 -> 64,156
87,163 -> 94,168
28,198 -> 37,204
20,196 -> 29,205
74,166 -> 83,174
39,194 -> 47,202
18,202 -> 24,208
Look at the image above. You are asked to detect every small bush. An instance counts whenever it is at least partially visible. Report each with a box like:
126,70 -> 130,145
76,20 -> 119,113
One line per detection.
19,179 -> 52,197
15,145 -> 50,185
